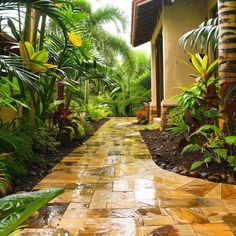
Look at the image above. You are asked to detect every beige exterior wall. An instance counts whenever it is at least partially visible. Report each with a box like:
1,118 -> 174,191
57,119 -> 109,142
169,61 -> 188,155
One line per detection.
162,0 -> 208,105
208,0 -> 217,16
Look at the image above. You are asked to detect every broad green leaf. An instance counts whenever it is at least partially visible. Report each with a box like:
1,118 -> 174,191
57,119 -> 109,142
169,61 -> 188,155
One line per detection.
207,59 -> 219,75
25,42 -> 34,58
191,161 -> 204,170
19,41 -> 30,61
192,125 -> 224,139
202,55 -> 208,71
0,188 -> 64,236
49,100 -> 64,110
190,54 -> 203,74
204,156 -> 212,163
181,144 -> 201,155
31,51 -> 48,63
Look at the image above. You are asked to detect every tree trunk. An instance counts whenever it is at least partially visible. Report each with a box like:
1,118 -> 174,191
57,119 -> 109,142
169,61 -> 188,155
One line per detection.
218,0 -> 236,130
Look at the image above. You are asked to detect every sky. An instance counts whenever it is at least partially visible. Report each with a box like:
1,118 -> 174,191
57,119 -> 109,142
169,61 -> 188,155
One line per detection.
90,0 -> 151,54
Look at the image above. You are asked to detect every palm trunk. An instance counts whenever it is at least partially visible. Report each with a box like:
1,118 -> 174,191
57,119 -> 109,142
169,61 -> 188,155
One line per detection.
218,0 -> 236,129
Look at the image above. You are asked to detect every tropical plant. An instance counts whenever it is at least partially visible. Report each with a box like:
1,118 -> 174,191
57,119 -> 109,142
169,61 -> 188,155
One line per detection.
51,108 -> 85,144
179,18 -> 218,53
104,50 -> 151,117
166,108 -> 188,135
179,1 -> 236,129
136,109 -> 149,125
182,125 -> 236,170
0,188 -> 63,236
0,157 -> 12,195
177,53 -> 221,127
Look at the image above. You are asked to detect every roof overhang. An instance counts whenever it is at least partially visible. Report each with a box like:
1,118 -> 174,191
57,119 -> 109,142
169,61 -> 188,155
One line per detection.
131,0 -> 175,47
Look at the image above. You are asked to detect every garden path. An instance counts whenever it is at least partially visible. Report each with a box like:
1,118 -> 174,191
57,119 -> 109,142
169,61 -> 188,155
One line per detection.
18,118 -> 236,236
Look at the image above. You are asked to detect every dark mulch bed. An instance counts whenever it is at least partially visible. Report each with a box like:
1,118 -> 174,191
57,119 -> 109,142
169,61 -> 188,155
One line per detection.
140,129 -> 236,184
12,118 -> 109,193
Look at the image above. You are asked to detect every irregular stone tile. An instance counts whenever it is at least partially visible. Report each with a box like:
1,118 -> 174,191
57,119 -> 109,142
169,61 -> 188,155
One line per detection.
113,180 -> 134,192
134,178 -> 155,190
33,182 -> 66,190
83,166 -> 115,178
201,207 -> 230,214
51,189 -> 94,203
79,176 -> 99,184
24,203 -> 68,228
142,215 -> 175,226
38,171 -> 82,183
159,198 -> 223,208
15,228 -> 70,236
169,190 -> 198,198
222,214 -> 236,234
110,218 -> 140,235
141,225 -> 196,236
153,176 -> 192,190
110,208 -> 138,218
202,184 -> 221,199
134,190 -> 154,201
107,200 -> 138,209
165,208 -> 209,224
208,214 -> 225,223
221,184 -> 236,199
178,179 -> 217,197
23,118 -> 236,235
63,203 -> 109,218
104,156 -> 121,165
192,223 -> 234,236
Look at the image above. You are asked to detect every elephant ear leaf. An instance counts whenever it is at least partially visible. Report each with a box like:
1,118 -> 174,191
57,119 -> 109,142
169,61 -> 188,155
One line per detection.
0,188 -> 64,236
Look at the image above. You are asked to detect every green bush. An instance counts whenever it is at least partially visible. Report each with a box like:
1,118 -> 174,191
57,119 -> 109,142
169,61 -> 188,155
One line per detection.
86,108 -> 108,121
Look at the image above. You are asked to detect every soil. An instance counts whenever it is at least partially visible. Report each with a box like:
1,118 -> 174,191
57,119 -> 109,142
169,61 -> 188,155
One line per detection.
140,129 -> 236,184
12,118 -> 109,193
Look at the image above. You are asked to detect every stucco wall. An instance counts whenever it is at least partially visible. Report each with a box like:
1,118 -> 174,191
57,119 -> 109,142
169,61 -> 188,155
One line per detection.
162,0 -> 208,104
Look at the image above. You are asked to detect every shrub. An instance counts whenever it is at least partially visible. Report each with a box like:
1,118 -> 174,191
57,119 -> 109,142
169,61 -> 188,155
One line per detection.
136,109 -> 149,124
167,108 -> 188,135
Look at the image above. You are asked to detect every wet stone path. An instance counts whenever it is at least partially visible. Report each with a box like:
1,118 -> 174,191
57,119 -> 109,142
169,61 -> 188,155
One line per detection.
18,118 -> 236,236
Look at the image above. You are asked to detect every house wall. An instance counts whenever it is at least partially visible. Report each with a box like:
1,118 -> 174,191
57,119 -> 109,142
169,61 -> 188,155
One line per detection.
150,0 -> 214,127
208,0 -> 217,16
162,0 -> 208,105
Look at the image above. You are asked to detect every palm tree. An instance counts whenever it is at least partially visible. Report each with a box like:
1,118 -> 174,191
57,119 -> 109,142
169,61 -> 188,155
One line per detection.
72,0 -> 132,66
105,51 -> 151,116
218,0 -> 236,127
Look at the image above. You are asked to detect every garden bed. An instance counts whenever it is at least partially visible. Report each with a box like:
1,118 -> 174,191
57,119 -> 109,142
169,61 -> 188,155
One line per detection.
140,129 -> 236,184
13,118 -> 109,193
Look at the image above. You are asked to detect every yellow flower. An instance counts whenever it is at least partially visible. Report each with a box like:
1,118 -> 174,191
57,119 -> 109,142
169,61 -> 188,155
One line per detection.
68,32 -> 82,47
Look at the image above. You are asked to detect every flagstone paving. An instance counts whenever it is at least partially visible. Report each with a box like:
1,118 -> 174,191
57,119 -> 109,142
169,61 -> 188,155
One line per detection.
17,118 -> 236,236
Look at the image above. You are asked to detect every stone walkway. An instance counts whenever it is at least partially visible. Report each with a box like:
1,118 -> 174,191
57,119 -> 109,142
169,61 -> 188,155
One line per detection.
18,118 -> 236,236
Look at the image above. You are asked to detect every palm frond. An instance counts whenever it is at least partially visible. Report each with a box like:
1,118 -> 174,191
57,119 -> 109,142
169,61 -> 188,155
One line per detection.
179,18 -> 218,53
92,5 -> 127,32
0,0 -> 69,37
